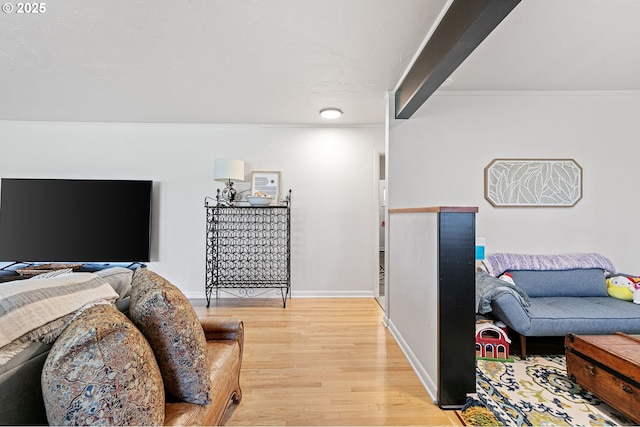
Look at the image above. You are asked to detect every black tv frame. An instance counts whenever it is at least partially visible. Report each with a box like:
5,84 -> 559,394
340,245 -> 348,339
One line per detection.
0,178 -> 153,264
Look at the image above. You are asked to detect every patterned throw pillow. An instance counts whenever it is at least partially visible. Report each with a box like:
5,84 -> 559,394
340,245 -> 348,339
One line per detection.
41,304 -> 165,426
129,268 -> 211,404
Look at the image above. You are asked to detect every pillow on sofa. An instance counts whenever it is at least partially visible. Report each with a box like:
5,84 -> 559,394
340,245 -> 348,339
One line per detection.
508,268 -> 608,298
41,304 -> 165,426
129,268 -> 211,404
95,267 -> 134,300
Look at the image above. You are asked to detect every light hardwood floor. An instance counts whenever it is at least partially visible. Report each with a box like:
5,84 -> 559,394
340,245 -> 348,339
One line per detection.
193,297 -> 463,426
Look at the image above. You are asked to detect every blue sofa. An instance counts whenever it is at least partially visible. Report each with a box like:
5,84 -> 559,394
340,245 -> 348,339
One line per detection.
478,253 -> 640,357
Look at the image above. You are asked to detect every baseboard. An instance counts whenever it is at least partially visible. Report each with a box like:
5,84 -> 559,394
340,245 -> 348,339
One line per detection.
184,289 -> 374,301
186,296 -> 208,305
386,318 -> 437,403
292,290 -> 374,298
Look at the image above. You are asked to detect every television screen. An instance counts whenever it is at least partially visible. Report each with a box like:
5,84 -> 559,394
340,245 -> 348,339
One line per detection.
0,179 -> 152,263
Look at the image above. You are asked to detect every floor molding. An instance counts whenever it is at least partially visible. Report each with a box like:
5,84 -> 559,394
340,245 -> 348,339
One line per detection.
185,290 -> 375,300
386,318 -> 437,403
292,290 -> 374,298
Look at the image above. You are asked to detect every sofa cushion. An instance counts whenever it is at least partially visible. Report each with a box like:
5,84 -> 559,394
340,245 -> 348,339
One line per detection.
0,341 -> 51,425
129,268 -> 211,404
508,268 -> 608,298
492,294 -> 640,336
41,304 -> 165,426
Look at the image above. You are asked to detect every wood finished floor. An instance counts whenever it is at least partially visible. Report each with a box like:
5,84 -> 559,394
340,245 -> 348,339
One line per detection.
193,298 -> 463,426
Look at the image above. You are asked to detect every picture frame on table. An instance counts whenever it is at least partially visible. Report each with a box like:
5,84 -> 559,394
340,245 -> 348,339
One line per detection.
251,171 -> 281,203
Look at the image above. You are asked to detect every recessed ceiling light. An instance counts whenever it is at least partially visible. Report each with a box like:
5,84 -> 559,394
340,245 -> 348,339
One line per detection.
319,108 -> 343,119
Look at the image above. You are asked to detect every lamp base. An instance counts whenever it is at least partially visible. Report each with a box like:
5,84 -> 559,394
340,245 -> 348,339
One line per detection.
216,181 -> 237,206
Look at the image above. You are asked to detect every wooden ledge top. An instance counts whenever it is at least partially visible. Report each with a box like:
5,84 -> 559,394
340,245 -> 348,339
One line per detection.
389,206 -> 478,214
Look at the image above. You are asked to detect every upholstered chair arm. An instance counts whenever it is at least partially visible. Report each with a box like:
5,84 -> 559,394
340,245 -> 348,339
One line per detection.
200,317 -> 244,343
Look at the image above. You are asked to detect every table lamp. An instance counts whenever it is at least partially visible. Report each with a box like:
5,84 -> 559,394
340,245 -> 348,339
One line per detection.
214,158 -> 244,205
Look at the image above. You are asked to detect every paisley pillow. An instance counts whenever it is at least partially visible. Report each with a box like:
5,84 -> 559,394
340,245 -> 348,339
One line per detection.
41,304 -> 165,426
129,268 -> 211,404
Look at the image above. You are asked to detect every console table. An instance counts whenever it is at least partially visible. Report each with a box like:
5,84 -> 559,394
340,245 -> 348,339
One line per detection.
204,194 -> 291,307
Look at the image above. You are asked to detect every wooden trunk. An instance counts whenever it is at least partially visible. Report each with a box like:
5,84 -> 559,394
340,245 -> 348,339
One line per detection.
565,333 -> 640,424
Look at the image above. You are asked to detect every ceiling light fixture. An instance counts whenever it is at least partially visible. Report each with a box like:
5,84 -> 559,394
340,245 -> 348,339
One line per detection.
319,108 -> 343,119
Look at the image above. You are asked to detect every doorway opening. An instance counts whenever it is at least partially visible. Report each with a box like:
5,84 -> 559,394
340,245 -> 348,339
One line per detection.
376,152 -> 386,309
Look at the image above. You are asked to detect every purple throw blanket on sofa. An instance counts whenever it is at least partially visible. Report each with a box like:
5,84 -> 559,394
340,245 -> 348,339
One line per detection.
486,253 -> 616,277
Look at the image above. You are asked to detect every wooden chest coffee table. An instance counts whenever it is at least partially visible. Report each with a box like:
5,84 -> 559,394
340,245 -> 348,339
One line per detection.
565,333 -> 640,424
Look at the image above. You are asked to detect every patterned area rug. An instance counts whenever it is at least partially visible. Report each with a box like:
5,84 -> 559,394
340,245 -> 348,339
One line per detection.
463,355 -> 635,426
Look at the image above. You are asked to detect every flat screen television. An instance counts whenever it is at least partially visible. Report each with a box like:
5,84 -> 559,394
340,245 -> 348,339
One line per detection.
0,178 -> 152,263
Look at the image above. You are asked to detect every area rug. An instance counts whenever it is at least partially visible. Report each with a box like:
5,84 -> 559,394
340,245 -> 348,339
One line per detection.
460,355 -> 635,426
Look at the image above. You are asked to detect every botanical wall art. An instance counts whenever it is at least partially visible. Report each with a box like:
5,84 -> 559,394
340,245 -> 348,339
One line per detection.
484,159 -> 582,207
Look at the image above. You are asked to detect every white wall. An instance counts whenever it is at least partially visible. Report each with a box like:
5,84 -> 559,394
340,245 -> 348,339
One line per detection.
0,121 -> 384,298
385,211 -> 439,401
388,91 -> 640,273
384,91 -> 640,402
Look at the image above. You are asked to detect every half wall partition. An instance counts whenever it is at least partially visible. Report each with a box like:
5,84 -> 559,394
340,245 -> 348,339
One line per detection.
386,206 -> 477,409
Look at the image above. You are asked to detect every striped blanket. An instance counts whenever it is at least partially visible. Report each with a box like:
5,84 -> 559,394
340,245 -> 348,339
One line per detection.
0,272 -> 118,348
486,253 -> 616,277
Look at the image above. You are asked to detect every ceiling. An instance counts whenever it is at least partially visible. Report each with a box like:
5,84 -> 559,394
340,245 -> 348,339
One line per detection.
445,0 -> 640,93
1,0 -> 639,126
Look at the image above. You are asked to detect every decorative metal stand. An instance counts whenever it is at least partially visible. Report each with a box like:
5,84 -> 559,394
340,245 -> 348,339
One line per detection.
205,191 -> 291,308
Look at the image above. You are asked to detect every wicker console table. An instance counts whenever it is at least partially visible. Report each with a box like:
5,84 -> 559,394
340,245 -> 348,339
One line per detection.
204,194 -> 291,307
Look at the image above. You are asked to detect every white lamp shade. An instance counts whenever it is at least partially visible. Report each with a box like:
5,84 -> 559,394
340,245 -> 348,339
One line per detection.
214,158 -> 245,182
